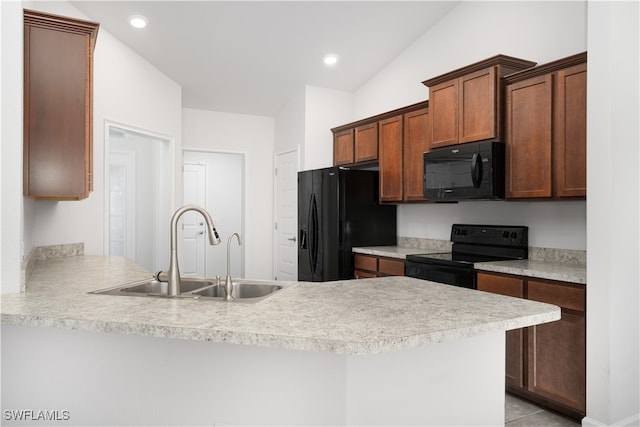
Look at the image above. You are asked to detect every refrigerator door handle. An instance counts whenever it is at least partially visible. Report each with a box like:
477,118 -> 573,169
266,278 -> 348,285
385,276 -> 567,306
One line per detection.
309,194 -> 319,274
299,229 -> 306,249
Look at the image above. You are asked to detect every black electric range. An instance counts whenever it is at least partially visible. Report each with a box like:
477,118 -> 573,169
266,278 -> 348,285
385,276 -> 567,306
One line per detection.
405,224 -> 528,289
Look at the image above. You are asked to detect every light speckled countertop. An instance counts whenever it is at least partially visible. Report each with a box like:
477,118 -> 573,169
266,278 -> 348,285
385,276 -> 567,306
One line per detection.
474,260 -> 586,284
1,256 -> 560,355
354,245 -> 586,284
352,246 -> 442,259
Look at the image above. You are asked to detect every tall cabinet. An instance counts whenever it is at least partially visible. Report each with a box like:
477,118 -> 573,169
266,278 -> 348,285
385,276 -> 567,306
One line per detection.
504,52 -> 587,199
23,10 -> 99,200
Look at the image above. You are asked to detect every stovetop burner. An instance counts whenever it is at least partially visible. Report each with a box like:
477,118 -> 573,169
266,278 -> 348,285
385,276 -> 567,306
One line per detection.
407,251 -> 518,265
405,224 -> 529,289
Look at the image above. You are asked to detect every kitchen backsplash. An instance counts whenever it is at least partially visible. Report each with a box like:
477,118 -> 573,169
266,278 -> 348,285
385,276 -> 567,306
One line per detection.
21,243 -> 84,292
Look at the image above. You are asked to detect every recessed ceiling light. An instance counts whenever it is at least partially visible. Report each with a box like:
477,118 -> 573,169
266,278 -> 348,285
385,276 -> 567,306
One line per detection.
324,54 -> 338,66
128,15 -> 148,29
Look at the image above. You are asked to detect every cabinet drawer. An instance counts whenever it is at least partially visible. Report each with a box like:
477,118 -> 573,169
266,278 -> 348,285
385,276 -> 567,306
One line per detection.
528,279 -> 585,312
354,254 -> 377,272
378,257 -> 405,276
355,270 -> 377,279
477,272 -> 524,298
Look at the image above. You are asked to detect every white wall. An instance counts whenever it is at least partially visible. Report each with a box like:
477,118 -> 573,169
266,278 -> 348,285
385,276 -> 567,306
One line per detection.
303,85 -> 354,170
399,200 -> 586,250
0,1 -> 24,293
20,1 -> 182,262
354,1 -> 588,118
586,1 -> 639,426
348,1 -> 588,250
274,85 -> 353,171
274,87 -> 305,155
182,108 -> 275,280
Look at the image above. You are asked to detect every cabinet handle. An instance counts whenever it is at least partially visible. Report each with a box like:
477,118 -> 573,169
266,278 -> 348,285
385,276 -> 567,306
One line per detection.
471,153 -> 483,188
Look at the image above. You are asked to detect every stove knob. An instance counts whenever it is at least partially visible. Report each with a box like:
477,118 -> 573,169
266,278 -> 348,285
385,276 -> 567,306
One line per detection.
511,231 -> 518,238
503,231 -> 510,239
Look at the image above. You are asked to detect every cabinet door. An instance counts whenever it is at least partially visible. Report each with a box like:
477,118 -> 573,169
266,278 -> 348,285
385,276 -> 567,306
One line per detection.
378,116 -> 404,202
527,279 -> 586,413
458,67 -> 497,143
403,108 -> 430,201
428,79 -> 458,148
333,129 -> 354,165
24,12 -> 98,200
555,63 -> 587,197
505,74 -> 553,198
378,257 -> 405,276
354,254 -> 378,279
354,123 -> 378,163
477,273 -> 525,388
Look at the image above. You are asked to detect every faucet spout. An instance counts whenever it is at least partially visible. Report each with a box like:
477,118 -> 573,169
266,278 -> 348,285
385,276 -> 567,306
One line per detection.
168,204 -> 221,296
224,233 -> 241,301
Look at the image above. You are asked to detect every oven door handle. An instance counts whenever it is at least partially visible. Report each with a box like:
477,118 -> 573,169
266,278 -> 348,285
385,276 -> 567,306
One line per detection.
471,153 -> 483,188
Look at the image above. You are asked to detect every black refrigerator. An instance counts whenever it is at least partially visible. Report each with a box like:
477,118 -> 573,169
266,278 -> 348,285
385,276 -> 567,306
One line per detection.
298,166 -> 397,281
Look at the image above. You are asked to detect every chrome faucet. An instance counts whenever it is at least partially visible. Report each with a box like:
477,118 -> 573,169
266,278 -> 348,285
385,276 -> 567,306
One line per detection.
168,205 -> 221,296
224,233 -> 241,301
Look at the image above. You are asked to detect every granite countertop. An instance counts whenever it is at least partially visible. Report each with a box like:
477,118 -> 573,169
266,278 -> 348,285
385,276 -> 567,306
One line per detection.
352,246 -> 443,259
354,245 -> 586,285
474,259 -> 586,284
0,256 -> 560,355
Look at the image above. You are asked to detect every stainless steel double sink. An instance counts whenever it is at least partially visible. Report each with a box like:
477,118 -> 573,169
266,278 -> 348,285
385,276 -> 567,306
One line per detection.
90,277 -> 283,303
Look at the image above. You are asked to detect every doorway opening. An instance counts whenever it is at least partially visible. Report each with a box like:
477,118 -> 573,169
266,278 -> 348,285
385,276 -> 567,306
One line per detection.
105,123 -> 172,273
183,150 -> 245,279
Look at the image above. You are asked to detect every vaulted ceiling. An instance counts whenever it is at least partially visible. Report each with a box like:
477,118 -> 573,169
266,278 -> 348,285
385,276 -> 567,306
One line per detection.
69,1 -> 459,116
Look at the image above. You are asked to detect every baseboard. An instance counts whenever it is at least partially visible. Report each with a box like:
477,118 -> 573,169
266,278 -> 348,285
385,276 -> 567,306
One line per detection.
582,413 -> 640,427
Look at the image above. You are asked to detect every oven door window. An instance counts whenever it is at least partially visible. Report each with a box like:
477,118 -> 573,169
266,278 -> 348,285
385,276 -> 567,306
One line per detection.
405,261 -> 476,289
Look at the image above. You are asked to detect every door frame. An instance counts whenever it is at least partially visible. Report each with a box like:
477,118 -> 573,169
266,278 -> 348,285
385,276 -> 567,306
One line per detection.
182,148 -> 247,278
103,119 -> 175,270
273,147 -> 300,280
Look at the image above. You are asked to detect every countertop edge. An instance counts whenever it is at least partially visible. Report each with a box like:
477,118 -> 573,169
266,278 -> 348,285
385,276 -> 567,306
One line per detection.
1,306 -> 560,356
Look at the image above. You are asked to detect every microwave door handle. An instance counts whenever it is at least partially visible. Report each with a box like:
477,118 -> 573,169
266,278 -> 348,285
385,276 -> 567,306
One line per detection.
471,153 -> 483,188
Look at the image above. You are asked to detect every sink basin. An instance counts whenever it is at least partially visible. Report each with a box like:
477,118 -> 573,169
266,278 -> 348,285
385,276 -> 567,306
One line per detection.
194,282 -> 283,299
90,278 -> 285,303
119,279 -> 213,295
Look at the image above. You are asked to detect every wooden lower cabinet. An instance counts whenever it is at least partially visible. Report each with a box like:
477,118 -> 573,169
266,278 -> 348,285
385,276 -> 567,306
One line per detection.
477,272 -> 586,420
354,254 -> 404,278
477,273 -> 525,388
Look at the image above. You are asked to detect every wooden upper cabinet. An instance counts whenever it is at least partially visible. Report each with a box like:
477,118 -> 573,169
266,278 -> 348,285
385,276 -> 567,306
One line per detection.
23,9 -> 99,200
423,55 -> 536,149
333,128 -> 354,166
555,62 -> 587,197
504,52 -> 587,199
428,79 -> 458,148
403,107 -> 430,201
331,101 -> 429,204
354,123 -> 378,163
505,74 -> 553,198
378,115 -> 403,202
459,67 -> 497,143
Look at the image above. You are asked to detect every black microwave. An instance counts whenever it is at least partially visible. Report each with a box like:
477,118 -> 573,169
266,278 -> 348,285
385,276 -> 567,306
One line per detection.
423,140 -> 505,201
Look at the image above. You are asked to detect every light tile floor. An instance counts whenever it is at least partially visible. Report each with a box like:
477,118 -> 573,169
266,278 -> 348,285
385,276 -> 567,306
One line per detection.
505,393 -> 580,426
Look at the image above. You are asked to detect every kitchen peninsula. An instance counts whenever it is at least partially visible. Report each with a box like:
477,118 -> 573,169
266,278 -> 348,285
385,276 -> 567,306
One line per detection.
1,256 -> 559,426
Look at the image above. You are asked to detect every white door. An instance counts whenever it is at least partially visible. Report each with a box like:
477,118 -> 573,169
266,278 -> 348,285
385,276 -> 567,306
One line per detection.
182,163 -> 207,277
109,151 -> 136,261
274,149 -> 299,281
